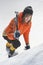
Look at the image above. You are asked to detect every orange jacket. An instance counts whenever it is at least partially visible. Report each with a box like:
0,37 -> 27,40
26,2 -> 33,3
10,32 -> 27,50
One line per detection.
4,12 -> 32,45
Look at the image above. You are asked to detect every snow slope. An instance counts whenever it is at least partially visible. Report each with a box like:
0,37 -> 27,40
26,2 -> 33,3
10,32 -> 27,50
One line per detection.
0,0 -> 43,64
0,43 -> 43,65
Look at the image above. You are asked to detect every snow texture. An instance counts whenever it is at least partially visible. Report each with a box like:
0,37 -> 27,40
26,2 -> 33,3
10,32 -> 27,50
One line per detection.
0,0 -> 43,65
0,43 -> 43,65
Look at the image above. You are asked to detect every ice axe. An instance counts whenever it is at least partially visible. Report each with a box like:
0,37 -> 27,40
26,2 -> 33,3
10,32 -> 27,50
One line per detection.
14,11 -> 20,40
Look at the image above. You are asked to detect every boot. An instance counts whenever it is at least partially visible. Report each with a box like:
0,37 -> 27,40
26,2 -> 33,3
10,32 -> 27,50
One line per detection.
8,46 -> 16,58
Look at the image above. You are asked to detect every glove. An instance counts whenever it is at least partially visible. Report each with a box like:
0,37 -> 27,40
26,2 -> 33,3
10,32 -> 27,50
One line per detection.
14,30 -> 20,39
25,44 -> 30,50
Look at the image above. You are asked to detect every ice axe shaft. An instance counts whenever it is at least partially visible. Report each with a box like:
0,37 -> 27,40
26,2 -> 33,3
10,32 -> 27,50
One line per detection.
15,11 -> 19,30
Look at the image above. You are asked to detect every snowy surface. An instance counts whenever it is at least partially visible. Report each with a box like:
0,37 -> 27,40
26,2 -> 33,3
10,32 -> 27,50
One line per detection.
0,0 -> 43,64
0,43 -> 43,65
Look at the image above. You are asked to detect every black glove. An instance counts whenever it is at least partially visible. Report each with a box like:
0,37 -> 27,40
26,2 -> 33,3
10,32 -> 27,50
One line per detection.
14,30 -> 20,39
25,44 -> 30,50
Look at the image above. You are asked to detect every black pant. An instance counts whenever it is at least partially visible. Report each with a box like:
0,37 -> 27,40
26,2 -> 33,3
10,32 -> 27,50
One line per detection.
3,36 -> 21,48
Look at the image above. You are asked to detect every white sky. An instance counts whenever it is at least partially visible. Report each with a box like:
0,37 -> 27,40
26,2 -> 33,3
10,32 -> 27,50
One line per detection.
0,0 -> 43,58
